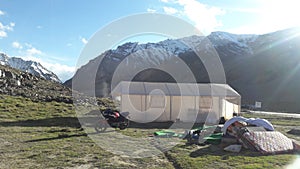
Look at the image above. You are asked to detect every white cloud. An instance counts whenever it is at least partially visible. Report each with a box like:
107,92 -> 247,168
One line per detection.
224,0 -> 300,34
176,0 -> 225,34
257,0 -> 300,32
9,22 -> 15,27
81,37 -> 88,44
163,7 -> 179,15
11,42 -> 75,82
24,43 -> 33,48
0,10 -> 4,16
20,54 -> 76,82
67,43 -> 72,47
12,43 -> 42,56
0,30 -> 7,38
12,41 -> 23,49
27,47 -> 43,56
0,21 -> 15,38
160,0 -> 224,35
36,25 -> 42,29
44,62 -> 75,82
147,8 -> 156,13
226,25 -> 276,35
22,56 -> 76,82
227,7 -> 261,14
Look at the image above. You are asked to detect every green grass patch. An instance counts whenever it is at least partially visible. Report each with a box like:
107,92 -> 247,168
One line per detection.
242,112 -> 300,126
0,94 -> 174,168
0,94 -> 299,168
166,144 -> 296,169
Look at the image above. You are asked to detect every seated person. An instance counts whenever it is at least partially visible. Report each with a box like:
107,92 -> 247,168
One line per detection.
226,121 -> 246,137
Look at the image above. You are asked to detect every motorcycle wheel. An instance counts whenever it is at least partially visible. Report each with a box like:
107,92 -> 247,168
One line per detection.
94,122 -> 107,133
119,120 -> 129,130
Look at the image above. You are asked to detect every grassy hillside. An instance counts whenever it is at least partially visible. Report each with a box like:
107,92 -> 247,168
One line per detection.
0,94 -> 299,168
0,95 -> 174,168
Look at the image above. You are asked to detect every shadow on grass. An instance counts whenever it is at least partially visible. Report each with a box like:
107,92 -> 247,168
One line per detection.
24,130 -> 116,143
128,121 -> 174,129
0,115 -> 120,128
0,117 -> 82,128
188,144 -> 268,158
24,133 -> 88,142
128,121 -> 205,129
0,116 -> 190,130
0,116 -> 107,128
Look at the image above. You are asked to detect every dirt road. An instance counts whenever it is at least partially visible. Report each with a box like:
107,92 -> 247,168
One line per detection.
246,111 -> 300,118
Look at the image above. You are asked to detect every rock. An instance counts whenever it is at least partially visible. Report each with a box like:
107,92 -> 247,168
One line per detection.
0,65 -> 74,104
4,70 -> 15,79
287,129 -> 300,136
224,144 -> 242,153
24,82 -> 33,88
17,80 -> 21,86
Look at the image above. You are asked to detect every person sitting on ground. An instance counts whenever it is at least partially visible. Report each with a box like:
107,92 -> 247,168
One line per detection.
219,117 -> 226,124
227,121 -> 246,137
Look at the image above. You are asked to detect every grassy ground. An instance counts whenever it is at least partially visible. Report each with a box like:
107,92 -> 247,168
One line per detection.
0,94 -> 299,168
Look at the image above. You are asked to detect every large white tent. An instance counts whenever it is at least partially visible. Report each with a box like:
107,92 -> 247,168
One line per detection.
112,81 -> 241,123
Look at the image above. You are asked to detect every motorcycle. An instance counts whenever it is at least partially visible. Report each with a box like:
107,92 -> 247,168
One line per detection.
94,108 -> 130,132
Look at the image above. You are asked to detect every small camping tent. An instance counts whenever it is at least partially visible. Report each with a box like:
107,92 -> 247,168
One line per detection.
112,81 -> 241,123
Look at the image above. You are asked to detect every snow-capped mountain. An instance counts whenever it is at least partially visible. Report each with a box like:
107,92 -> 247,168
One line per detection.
0,53 -> 61,83
65,31 -> 259,92
65,28 -> 300,112
208,31 -> 258,47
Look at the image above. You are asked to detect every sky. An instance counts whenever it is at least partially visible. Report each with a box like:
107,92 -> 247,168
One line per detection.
0,0 -> 300,82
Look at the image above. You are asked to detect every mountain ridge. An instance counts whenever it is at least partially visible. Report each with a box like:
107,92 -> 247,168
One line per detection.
65,27 -> 300,112
0,53 -> 61,83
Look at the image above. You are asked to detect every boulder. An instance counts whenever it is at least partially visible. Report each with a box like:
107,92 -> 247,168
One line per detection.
287,129 -> 300,136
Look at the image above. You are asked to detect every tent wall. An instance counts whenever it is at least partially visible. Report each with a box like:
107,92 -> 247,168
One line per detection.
196,96 -> 210,123
170,96 -> 220,123
115,82 -> 241,123
121,94 -> 171,122
170,96 -> 181,121
120,95 -> 240,123
205,97 -> 220,124
177,96 -> 196,122
121,94 -> 145,122
222,98 -> 240,120
193,97 -> 220,124
146,95 -> 170,122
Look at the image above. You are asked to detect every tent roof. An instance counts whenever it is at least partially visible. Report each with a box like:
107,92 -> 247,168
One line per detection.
112,81 -> 240,97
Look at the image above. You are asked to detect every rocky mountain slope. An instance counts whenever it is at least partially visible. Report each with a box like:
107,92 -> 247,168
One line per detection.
0,53 -> 61,83
65,28 -> 300,112
0,64 -> 71,103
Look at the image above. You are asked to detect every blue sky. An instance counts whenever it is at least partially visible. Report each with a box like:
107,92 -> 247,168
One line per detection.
0,0 -> 300,82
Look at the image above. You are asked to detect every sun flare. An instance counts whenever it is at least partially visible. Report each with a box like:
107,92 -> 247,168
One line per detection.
259,0 -> 300,30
